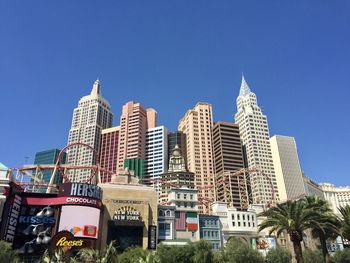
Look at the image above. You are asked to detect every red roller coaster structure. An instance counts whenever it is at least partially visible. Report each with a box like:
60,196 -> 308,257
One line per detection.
12,142 -> 114,193
10,143 -> 277,209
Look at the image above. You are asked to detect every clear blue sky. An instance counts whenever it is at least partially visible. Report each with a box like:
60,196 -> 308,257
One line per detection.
1,1 -> 349,186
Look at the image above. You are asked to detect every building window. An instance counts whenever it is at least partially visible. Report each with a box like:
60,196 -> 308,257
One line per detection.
159,223 -> 171,237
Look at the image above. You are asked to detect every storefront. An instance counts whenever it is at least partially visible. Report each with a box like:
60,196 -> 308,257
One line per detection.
0,182 -> 102,259
98,183 -> 158,251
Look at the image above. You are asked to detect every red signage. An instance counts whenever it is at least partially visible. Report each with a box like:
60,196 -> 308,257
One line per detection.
21,196 -> 102,208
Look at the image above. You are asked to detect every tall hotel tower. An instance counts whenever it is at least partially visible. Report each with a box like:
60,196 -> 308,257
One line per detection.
145,126 -> 168,193
270,135 -> 305,201
67,80 -> 113,182
100,126 -> 120,183
117,101 -> 157,172
178,102 -> 215,214
234,76 -> 279,204
212,122 -> 246,209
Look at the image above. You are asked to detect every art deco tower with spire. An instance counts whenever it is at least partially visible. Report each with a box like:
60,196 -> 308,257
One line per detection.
66,80 -> 113,182
234,76 -> 279,205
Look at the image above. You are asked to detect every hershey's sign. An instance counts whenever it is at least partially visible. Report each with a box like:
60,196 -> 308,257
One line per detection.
59,183 -> 102,200
3,194 -> 22,243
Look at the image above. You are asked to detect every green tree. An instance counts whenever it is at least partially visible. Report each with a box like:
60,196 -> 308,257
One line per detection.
118,246 -> 150,263
303,249 -> 323,263
0,241 -> 18,263
331,248 -> 350,263
76,241 -> 117,263
40,249 -> 70,263
219,237 -> 264,263
339,205 -> 350,241
190,240 -> 213,263
138,253 -> 160,263
265,246 -> 292,263
156,243 -> 194,263
258,200 -> 322,263
304,195 -> 341,263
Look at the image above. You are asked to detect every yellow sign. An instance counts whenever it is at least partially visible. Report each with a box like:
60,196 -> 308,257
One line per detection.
56,236 -> 84,247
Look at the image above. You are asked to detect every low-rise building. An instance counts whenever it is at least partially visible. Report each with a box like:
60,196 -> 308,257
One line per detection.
158,205 -> 176,241
158,187 -> 200,245
98,171 -> 158,251
168,187 -> 199,242
211,202 -> 258,244
199,214 -> 222,249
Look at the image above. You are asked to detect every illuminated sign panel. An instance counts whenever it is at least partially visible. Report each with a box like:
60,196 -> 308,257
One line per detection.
58,206 -> 100,239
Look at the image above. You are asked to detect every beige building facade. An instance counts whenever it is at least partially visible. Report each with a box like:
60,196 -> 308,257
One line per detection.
178,102 -> 215,214
320,183 -> 350,215
98,182 -> 158,250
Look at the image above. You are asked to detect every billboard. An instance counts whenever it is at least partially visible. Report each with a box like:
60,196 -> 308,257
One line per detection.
58,205 -> 100,239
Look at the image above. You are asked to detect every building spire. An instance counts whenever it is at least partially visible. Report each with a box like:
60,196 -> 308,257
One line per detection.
239,74 -> 251,96
91,79 -> 101,96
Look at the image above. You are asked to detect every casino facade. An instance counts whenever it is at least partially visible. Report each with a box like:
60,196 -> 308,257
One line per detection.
0,172 -> 159,260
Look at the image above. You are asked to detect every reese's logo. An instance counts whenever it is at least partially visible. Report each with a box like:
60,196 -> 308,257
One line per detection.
56,236 -> 84,247
51,231 -> 84,250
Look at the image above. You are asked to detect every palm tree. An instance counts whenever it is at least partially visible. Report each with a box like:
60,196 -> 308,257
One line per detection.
303,195 -> 340,263
259,200 -> 323,263
339,205 -> 350,241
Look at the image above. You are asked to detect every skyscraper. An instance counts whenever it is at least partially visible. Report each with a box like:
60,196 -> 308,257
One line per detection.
168,131 -> 187,169
270,135 -> 305,201
66,80 -> 113,182
34,149 -> 66,186
145,126 -> 168,194
117,101 -> 157,172
234,76 -> 279,205
212,122 -> 248,209
178,102 -> 215,214
100,126 -> 120,183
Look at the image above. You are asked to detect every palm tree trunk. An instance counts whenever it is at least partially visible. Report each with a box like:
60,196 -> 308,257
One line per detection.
319,235 -> 330,263
292,241 -> 304,263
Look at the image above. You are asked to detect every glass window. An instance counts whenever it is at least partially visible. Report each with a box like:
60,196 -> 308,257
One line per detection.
159,223 -> 171,236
